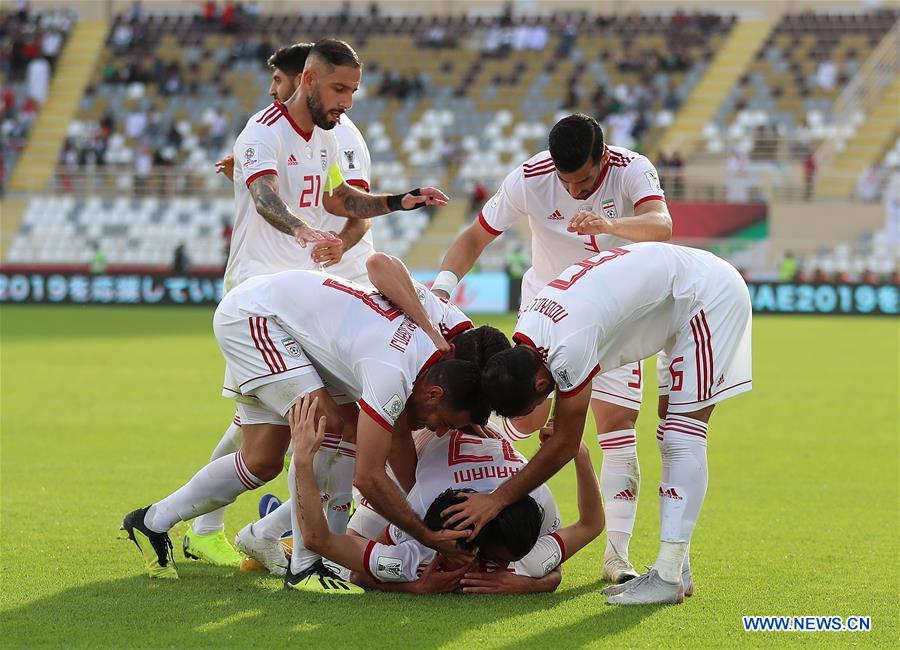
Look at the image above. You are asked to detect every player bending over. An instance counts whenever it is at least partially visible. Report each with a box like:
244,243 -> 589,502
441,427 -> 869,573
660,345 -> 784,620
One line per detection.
445,242 -> 753,605
289,394 -> 604,594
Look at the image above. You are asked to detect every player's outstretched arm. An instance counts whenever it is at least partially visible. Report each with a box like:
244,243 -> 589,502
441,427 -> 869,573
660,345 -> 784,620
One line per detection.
323,183 -> 448,219
354,412 -> 472,563
366,252 -> 451,353
248,174 -> 341,247
549,437 -> 605,558
460,566 -> 562,595
443,386 -> 591,537
432,220 -> 498,299
288,394 -> 370,574
352,555 -> 471,594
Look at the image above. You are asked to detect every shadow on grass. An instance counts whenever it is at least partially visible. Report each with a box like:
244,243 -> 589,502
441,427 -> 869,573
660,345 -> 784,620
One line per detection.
1,562 -> 658,649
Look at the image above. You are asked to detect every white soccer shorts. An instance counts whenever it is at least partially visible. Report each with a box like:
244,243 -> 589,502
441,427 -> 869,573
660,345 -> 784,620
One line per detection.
657,271 -> 753,413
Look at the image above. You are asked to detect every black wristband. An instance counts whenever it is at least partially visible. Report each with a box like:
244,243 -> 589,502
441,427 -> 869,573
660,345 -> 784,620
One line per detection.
387,188 -> 422,212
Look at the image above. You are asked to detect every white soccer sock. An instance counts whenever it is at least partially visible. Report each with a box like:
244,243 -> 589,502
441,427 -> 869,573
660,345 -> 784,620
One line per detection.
287,436 -> 347,573
655,415 -> 708,583
598,428 -> 640,562
251,501 -> 292,540
144,450 -> 263,533
192,420 -> 244,535
326,442 -> 356,535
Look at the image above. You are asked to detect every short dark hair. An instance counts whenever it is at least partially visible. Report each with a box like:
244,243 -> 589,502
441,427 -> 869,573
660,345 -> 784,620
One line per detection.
307,38 -> 361,71
548,113 -> 605,173
452,325 -> 511,370
267,42 -> 314,77
426,359 -> 490,425
424,488 -> 543,559
482,346 -> 543,417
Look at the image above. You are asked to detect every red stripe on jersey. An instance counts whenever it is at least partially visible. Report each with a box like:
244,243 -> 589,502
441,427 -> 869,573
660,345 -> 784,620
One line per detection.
265,112 -> 282,127
416,349 -> 443,381
512,332 -> 536,348
444,321 -> 473,342
523,159 -> 555,174
256,105 -> 279,124
523,167 -> 556,179
253,317 -> 283,372
346,178 -> 370,192
549,531 -> 567,564
261,318 -> 287,371
384,525 -> 395,545
477,212 -> 503,236
558,364 -> 602,399
523,157 -> 553,170
633,195 -> 665,208
245,169 -> 277,187
276,101 -> 313,141
249,317 -> 277,373
359,399 -> 394,433
699,310 -> 714,401
362,540 -> 382,583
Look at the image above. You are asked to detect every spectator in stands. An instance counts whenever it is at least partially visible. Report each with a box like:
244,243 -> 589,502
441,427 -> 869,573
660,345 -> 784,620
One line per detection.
127,1 -> 143,23
468,181 -> 488,221
111,21 -> 133,54
25,55 -> 49,104
506,243 -> 527,308
124,108 -> 148,139
89,242 -> 108,274
201,1 -> 217,23
221,1 -> 237,33
172,243 -> 191,275
40,28 -> 63,71
555,22 -> 577,59
815,60 -> 837,91
725,149 -> 751,202
803,152 -> 816,201
134,143 -> 152,196
778,251 -> 798,282
856,164 -> 882,202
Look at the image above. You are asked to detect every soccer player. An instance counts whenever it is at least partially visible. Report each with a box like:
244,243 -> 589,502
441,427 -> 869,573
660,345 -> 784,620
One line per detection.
236,323 -> 513,577
444,242 -> 753,605
184,41 -> 380,568
121,256 -> 485,591
289,393 -> 605,594
432,113 -> 671,583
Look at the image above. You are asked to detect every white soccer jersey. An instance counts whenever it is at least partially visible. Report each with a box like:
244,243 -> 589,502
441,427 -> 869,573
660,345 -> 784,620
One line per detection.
311,116 -> 376,282
218,270 -> 472,429
225,101 -> 342,292
514,243 -> 753,408
479,145 -> 665,290
361,430 -> 565,584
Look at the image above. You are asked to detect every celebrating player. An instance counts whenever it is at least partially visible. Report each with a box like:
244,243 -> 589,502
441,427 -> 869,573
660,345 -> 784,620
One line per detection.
288,393 -> 605,594
172,39 -> 449,570
444,242 -> 753,605
433,113 -> 671,583
121,255 -> 488,591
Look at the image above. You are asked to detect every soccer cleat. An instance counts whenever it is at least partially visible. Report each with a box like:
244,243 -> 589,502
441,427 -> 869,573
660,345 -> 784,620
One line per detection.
683,562 -> 694,598
284,559 -> 364,594
120,506 -> 178,579
601,555 -> 640,584
234,523 -> 289,577
605,568 -> 684,606
182,529 -> 242,567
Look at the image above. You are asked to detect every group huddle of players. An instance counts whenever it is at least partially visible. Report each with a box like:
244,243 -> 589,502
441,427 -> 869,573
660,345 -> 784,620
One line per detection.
121,39 -> 752,606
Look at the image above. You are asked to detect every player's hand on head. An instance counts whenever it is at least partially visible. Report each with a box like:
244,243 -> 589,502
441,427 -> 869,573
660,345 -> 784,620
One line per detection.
214,154 -> 235,181
426,528 -> 475,564
293,224 -> 342,249
567,210 -> 611,235
289,393 -> 325,460
416,555 -> 473,594
429,331 -> 453,355
401,187 -> 449,210
311,231 -> 345,267
440,492 -> 503,539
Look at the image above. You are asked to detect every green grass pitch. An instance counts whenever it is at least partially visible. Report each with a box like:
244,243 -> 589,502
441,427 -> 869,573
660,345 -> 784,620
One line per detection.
1,307 -> 897,648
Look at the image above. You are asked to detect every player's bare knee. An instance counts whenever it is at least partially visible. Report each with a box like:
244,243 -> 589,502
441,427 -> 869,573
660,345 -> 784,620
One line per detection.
243,454 -> 283,482
592,402 -> 638,433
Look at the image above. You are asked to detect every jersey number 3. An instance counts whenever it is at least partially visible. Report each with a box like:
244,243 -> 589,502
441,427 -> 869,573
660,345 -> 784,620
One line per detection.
547,247 -> 630,291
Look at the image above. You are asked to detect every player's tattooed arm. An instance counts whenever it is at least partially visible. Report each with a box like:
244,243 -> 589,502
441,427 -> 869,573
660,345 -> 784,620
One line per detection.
322,183 -> 449,219
248,175 -> 340,247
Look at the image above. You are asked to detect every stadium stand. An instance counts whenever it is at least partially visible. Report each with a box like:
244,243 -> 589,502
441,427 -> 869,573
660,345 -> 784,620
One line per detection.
0,6 -> 76,192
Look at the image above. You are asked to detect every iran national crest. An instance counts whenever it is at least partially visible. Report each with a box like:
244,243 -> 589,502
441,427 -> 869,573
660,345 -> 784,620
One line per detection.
281,336 -> 302,358
601,198 -> 617,219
